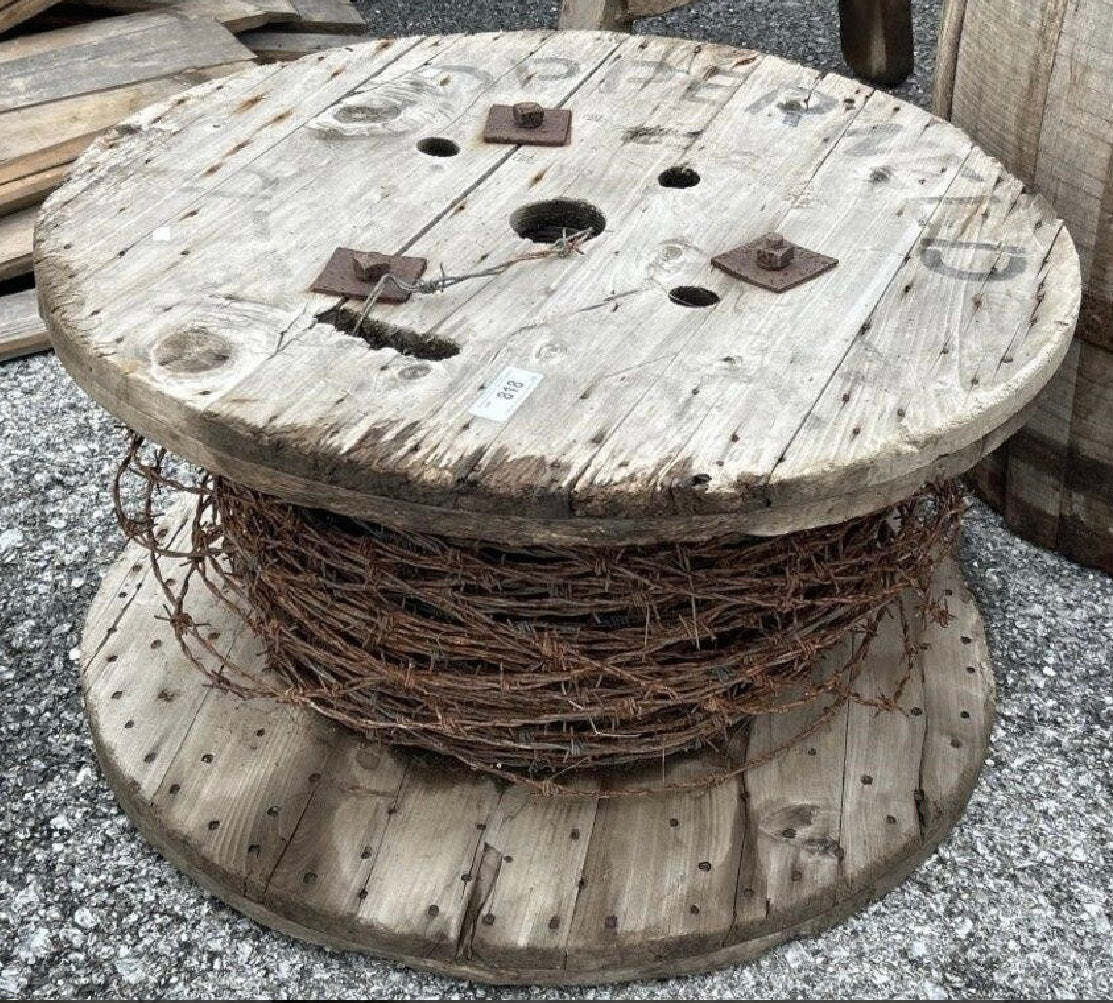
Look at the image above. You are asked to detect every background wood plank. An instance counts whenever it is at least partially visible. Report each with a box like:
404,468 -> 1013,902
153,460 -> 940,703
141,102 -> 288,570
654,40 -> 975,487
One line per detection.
0,205 -> 33,280
0,287 -> 49,361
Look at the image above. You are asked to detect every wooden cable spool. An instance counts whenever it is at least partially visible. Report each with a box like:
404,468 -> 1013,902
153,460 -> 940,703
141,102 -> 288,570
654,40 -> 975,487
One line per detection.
935,0 -> 1113,573
40,32 -> 1077,982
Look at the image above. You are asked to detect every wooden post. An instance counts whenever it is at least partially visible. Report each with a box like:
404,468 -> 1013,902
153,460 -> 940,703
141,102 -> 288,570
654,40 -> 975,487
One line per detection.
557,0 -> 630,31
839,0 -> 914,86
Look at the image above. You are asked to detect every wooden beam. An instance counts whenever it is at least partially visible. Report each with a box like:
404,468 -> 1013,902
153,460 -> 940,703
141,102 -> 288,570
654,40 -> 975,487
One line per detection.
557,0 -> 629,31
839,0 -> 914,86
0,288 -> 49,363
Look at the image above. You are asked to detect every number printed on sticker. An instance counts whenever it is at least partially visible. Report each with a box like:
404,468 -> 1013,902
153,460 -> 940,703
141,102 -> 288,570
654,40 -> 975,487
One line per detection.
470,367 -> 544,422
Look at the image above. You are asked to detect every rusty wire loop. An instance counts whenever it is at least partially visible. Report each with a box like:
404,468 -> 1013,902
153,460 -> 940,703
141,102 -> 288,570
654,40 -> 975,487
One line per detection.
113,433 -> 965,797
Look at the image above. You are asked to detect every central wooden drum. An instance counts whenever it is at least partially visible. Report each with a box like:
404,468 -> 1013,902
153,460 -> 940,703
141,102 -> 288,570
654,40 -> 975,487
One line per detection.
41,31 -> 1079,984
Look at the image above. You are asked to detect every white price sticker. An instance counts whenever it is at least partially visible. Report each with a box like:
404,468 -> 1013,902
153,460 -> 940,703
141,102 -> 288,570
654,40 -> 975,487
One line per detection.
468,367 -> 543,422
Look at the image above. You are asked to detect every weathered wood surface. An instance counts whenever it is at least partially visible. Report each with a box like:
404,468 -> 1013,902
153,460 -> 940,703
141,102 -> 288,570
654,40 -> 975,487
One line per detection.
285,0 -> 362,32
0,14 -> 253,215
39,32 -> 1079,546
838,0 -> 914,86
239,29 -> 364,62
82,507 -> 994,984
79,0 -> 297,31
0,205 -> 33,280
0,287 -> 49,362
935,0 -> 1113,572
0,0 -> 59,33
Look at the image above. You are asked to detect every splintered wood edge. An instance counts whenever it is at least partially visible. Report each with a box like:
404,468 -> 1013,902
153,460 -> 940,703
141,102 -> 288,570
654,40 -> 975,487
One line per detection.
81,509 -> 994,986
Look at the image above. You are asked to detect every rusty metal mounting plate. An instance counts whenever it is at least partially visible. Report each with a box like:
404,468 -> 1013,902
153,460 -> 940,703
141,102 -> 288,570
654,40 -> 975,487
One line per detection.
483,104 -> 572,147
309,248 -> 428,303
712,236 -> 838,293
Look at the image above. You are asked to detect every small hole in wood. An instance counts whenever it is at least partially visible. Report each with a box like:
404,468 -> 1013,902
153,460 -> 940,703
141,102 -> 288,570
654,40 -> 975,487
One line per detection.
658,166 -> 701,188
247,844 -> 261,856
886,814 -> 897,825
503,855 -> 513,863
669,286 -> 720,308
861,775 -> 874,785
570,828 -> 580,840
951,738 -> 963,749
208,630 -> 221,641
309,772 -> 321,784
689,904 -> 700,915
806,747 -> 817,756
357,888 -> 368,900
548,915 -> 561,930
910,706 -> 923,716
107,655 -> 118,663
150,639 -> 162,650
426,903 -> 439,917
669,818 -> 679,827
417,136 -> 459,157
698,861 -> 711,871
461,871 -> 472,882
267,805 -> 281,816
604,915 -> 617,930
168,783 -> 180,795
790,869 -> 803,882
303,871 -> 317,885
124,720 -> 134,729
255,728 -> 265,737
966,665 -> 976,674
144,751 -> 156,763
482,913 -> 496,926
782,827 -> 796,839
201,753 -> 213,764
111,689 -> 123,699
510,198 -> 605,244
960,710 -> 970,719
208,819 -> 220,831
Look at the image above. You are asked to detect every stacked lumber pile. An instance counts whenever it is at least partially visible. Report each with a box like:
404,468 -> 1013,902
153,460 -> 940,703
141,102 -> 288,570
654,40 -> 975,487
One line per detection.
0,0 -> 368,362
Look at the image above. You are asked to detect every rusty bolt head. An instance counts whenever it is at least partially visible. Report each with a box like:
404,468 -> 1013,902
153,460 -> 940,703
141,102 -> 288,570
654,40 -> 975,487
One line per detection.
512,101 -> 545,129
351,251 -> 393,282
755,233 -> 795,271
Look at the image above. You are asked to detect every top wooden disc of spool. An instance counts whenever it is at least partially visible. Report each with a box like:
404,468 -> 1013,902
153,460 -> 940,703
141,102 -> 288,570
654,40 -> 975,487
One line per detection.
39,31 -> 1081,545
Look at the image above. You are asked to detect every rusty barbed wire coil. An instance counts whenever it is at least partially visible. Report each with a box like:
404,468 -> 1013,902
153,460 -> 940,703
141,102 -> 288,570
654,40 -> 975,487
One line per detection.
113,432 -> 964,796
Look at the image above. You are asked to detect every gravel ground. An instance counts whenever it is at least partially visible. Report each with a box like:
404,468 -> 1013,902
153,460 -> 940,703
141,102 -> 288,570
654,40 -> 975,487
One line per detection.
2,2 -> 1112,999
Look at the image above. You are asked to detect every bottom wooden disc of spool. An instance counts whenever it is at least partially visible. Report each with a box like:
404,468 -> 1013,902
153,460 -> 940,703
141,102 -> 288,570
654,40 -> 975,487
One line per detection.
81,506 -> 994,985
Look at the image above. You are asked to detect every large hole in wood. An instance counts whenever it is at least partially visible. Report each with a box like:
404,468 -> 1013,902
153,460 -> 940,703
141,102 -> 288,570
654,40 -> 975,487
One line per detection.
510,198 -> 606,244
417,136 -> 459,157
318,307 -> 460,361
669,285 -> 720,308
658,166 -> 701,188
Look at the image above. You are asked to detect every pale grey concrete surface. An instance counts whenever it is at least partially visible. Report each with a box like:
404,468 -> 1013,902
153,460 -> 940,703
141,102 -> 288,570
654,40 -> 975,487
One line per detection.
2,1 -> 1112,999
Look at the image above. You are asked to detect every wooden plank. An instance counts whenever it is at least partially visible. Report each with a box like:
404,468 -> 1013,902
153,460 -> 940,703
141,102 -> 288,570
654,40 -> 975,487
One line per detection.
557,0 -> 629,30
839,0 -> 914,86
1002,340 -> 1081,549
286,0 -> 363,33
79,0 -> 298,32
0,13 -> 253,115
0,163 -> 66,216
624,0 -> 694,18
1059,340 -> 1113,572
0,66 -> 244,189
932,0 -> 969,118
0,287 -> 49,361
239,29 -> 365,62
0,205 -> 34,281
0,0 -> 60,33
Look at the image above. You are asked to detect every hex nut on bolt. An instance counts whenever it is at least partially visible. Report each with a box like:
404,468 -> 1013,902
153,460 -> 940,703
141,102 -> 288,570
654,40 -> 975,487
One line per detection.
755,233 -> 795,271
512,102 -> 545,129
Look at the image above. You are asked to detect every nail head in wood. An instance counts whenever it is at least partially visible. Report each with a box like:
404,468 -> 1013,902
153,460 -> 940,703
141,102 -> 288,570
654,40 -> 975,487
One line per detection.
712,232 -> 838,293
483,103 -> 572,146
